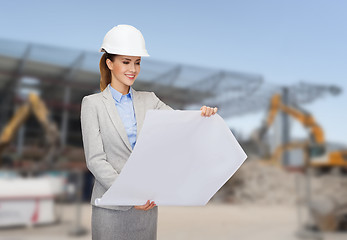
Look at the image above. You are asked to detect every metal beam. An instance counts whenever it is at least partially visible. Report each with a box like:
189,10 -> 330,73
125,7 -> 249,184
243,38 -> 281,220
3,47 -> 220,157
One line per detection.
60,52 -> 85,148
0,69 -> 98,90
15,45 -> 32,155
0,44 -> 32,129
145,65 -> 182,92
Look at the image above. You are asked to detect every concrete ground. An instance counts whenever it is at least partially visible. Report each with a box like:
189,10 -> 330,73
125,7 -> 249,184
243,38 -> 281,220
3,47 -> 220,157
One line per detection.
0,203 -> 346,240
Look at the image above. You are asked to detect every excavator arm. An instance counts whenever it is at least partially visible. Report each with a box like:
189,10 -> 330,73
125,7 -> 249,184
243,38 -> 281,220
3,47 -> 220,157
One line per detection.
255,93 -> 326,161
0,93 -> 60,167
260,94 -> 325,144
279,103 -> 325,145
0,103 -> 31,154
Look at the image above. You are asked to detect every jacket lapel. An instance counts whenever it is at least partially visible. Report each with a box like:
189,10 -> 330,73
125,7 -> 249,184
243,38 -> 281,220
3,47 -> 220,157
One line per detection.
102,85 -> 132,151
131,88 -> 145,141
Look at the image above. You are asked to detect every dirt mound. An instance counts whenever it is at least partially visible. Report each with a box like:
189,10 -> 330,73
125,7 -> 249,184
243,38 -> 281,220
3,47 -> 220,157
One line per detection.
211,159 -> 347,206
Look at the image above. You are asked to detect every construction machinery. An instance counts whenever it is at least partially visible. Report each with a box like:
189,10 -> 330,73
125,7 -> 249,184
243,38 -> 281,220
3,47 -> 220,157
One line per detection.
253,93 -> 347,235
0,92 -> 60,169
0,92 -> 64,227
254,93 -> 347,172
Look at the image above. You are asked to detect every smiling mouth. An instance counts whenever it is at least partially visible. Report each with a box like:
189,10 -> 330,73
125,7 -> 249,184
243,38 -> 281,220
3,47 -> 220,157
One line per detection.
125,74 -> 135,79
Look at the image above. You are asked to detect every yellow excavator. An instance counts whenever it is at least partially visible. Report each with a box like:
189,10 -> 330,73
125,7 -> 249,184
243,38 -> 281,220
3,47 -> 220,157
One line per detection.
254,93 -> 347,234
254,93 -> 347,171
0,93 -> 60,168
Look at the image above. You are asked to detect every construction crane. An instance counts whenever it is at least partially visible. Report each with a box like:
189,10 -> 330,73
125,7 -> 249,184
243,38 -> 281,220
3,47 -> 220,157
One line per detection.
0,92 -> 60,168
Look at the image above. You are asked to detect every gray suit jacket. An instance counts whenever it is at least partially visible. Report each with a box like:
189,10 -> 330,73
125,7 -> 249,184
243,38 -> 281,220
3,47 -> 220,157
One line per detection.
80,85 -> 172,211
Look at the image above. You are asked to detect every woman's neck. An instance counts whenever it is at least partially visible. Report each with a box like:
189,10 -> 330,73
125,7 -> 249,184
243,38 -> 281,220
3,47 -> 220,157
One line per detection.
110,81 -> 130,95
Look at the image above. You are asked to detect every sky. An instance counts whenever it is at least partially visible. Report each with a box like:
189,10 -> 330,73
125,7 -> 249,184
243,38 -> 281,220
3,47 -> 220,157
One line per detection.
0,0 -> 346,145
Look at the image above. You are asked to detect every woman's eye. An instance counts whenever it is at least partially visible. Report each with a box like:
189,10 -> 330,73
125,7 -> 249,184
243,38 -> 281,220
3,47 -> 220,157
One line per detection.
122,62 -> 129,64
136,62 -> 141,65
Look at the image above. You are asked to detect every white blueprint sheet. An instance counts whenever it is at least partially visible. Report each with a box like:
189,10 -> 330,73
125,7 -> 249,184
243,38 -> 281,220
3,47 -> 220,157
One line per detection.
95,110 -> 247,206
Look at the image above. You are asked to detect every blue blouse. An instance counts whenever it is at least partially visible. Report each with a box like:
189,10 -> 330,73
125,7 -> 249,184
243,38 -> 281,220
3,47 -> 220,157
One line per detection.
108,83 -> 137,149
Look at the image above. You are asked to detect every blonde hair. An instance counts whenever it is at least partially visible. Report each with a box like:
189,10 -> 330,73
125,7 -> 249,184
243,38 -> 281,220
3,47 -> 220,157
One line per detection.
99,52 -> 117,91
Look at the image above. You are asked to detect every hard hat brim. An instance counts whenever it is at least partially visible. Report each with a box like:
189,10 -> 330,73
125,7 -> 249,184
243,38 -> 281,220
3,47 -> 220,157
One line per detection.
99,47 -> 150,57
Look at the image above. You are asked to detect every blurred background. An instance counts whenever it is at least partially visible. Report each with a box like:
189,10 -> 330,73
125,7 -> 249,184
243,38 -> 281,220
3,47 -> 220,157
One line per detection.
0,0 -> 346,239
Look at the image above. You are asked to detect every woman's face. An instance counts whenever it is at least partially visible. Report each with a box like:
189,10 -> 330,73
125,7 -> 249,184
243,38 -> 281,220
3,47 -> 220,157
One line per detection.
106,55 -> 141,92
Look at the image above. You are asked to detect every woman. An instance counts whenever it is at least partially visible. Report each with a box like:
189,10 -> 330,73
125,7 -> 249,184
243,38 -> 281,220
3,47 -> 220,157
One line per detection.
80,24 -> 217,240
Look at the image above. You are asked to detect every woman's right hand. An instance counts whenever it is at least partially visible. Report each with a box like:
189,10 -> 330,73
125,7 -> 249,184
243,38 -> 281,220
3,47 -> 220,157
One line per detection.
134,200 -> 156,211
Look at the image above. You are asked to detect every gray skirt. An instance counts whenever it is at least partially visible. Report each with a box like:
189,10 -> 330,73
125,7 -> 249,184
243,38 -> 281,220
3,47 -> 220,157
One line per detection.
91,205 -> 158,240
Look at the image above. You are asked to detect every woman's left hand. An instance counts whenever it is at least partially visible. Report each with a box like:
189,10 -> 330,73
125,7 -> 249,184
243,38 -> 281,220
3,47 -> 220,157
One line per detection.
200,106 -> 218,117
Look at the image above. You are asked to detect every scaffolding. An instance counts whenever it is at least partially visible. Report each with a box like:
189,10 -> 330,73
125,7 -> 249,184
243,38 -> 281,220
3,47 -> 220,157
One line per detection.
0,38 -> 341,148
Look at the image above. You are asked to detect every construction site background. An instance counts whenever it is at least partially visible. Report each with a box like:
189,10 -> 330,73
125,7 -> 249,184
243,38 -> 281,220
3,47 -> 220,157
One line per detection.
1,1 -> 347,240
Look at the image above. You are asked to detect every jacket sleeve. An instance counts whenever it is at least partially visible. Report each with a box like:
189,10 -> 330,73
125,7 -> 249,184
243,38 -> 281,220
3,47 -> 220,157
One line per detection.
80,96 -> 118,190
151,92 -> 173,110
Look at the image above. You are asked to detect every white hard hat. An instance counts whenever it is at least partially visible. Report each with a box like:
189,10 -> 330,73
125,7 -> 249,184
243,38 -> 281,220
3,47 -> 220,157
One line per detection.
99,24 -> 150,57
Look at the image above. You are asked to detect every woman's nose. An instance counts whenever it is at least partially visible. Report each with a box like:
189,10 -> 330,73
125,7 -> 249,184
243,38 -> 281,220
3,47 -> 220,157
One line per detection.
129,63 -> 136,72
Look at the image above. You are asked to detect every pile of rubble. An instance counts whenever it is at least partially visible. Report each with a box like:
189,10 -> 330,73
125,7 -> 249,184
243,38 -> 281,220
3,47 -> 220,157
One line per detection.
311,173 -> 347,207
211,158 -> 347,206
